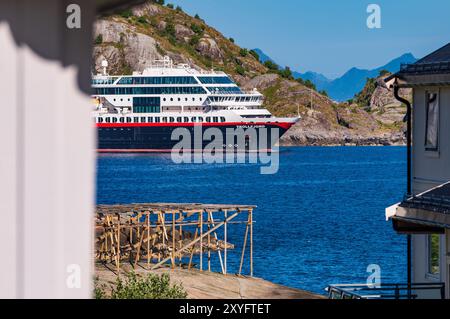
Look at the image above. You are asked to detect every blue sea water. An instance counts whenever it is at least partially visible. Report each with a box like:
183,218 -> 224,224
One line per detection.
96,146 -> 407,295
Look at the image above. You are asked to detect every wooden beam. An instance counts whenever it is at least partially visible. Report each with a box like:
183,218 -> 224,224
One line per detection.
151,212 -> 239,270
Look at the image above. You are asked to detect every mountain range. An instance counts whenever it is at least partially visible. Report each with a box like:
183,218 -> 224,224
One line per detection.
253,48 -> 417,101
92,1 -> 408,146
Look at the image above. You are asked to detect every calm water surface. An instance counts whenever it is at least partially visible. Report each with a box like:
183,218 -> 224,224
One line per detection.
97,147 -> 407,294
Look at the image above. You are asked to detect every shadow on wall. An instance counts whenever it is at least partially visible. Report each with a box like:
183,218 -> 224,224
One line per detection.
0,0 -> 96,94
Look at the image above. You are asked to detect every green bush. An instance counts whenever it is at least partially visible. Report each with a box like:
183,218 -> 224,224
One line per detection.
120,9 -> 133,19
166,3 -> 174,9
264,60 -> 279,71
239,48 -> 248,57
137,16 -> 147,24
279,66 -> 293,79
235,65 -> 245,76
229,37 -> 235,43
95,272 -> 187,299
319,90 -> 329,97
189,34 -> 201,46
190,23 -> 204,35
176,6 -> 183,12
249,49 -> 259,61
94,34 -> 103,45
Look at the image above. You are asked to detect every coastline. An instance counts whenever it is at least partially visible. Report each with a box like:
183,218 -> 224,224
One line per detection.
96,263 -> 325,299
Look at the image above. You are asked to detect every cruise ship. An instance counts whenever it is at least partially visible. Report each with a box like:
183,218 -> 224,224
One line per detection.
92,57 -> 299,152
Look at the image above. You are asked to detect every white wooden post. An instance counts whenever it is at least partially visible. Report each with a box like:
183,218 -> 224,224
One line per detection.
0,0 -> 96,298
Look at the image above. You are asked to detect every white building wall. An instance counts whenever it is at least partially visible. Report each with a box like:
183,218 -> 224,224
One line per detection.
411,86 -> 450,297
0,0 -> 95,298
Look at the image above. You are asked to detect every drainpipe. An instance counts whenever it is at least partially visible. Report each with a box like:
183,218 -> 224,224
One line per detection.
394,83 -> 412,298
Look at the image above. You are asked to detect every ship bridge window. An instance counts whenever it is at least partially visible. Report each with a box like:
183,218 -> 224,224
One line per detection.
147,117 -> 153,123
191,117 -> 197,123
140,117 -> 146,123
176,117 -> 182,123
105,117 -> 111,123
127,117 -> 132,123
207,86 -> 242,94
154,117 -> 160,123
198,117 -> 204,122
94,87 -> 207,95
133,97 -> 161,113
213,117 -> 219,123
117,76 -> 198,85
184,117 -> 189,123
162,117 -> 168,123
197,76 -> 234,84
169,117 -> 175,123
206,117 -> 211,123
134,117 -> 139,123
97,117 -> 103,123
112,118 -> 118,123
220,117 -> 226,122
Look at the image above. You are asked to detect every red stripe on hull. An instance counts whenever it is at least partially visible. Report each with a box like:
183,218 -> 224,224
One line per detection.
97,149 -> 273,153
96,121 -> 294,130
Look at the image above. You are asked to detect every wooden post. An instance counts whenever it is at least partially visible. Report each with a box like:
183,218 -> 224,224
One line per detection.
250,209 -> 253,277
151,211 -> 239,270
188,228 -> 198,270
199,210 -> 203,271
116,214 -> 121,275
207,213 -> 211,272
179,211 -> 183,268
172,211 -> 175,269
239,220 -> 249,275
209,211 -> 225,274
147,212 -> 150,268
224,209 -> 227,275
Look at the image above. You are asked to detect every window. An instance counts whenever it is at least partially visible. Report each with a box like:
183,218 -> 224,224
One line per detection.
197,76 -> 234,84
94,86 -> 207,95
117,76 -> 198,85
140,117 -> 146,123
428,234 -> 440,276
425,92 -> 439,151
147,117 -> 153,123
213,117 -> 219,123
207,86 -> 243,94
133,97 -> 161,113
154,117 -> 160,123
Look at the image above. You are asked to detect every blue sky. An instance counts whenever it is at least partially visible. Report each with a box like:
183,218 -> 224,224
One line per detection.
169,0 -> 450,79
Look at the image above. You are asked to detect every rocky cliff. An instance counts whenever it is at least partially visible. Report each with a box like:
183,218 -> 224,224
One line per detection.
93,1 -> 407,146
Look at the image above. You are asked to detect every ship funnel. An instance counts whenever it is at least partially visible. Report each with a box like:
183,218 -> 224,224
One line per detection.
101,60 -> 108,76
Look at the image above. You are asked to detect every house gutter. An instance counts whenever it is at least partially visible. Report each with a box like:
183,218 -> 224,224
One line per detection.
393,82 -> 413,298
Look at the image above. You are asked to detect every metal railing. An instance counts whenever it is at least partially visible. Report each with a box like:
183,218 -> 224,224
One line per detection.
327,283 -> 446,300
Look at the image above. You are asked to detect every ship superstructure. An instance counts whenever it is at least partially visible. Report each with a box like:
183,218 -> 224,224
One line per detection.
92,57 -> 299,152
